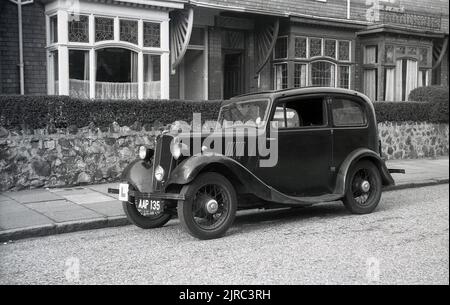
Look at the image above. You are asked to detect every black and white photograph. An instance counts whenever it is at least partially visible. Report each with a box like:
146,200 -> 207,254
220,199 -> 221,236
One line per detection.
0,0 -> 448,290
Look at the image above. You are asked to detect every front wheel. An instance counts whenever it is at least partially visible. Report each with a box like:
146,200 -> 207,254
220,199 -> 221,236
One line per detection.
123,201 -> 171,229
178,172 -> 237,240
343,160 -> 382,214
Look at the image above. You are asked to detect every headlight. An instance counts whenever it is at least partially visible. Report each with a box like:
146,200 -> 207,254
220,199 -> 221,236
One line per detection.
138,146 -> 147,160
154,165 -> 165,181
171,142 -> 182,160
170,141 -> 188,160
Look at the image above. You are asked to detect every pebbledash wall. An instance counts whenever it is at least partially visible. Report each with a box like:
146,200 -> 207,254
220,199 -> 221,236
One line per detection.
0,121 -> 448,191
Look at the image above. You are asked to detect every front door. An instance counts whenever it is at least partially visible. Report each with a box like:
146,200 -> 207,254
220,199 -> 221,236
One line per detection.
255,96 -> 333,196
223,52 -> 244,99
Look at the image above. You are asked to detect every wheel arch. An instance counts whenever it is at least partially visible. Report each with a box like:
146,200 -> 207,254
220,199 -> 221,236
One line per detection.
334,148 -> 395,194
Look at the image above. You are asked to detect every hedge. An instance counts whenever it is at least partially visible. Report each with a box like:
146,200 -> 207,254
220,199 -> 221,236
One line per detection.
0,95 -> 222,130
373,101 -> 435,123
0,94 -> 448,131
408,86 -> 449,123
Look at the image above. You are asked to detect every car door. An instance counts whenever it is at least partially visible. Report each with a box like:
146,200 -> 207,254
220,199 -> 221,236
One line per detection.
330,95 -> 370,184
254,95 -> 333,196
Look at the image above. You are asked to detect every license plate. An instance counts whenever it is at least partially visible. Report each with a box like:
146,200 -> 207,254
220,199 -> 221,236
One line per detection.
118,183 -> 129,201
136,198 -> 162,216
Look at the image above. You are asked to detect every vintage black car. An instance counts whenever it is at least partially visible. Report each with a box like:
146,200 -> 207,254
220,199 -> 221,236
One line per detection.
109,87 -> 401,240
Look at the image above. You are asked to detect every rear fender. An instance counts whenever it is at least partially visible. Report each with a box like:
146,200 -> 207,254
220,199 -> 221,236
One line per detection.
334,148 -> 395,195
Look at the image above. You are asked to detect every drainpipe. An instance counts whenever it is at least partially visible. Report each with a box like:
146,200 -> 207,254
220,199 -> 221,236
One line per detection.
9,0 -> 33,95
17,0 -> 24,95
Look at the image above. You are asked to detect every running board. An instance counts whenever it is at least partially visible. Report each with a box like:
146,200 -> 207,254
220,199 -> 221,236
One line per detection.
269,188 -> 343,206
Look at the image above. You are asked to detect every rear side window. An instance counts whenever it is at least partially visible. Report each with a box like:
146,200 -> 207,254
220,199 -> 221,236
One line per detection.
332,99 -> 367,126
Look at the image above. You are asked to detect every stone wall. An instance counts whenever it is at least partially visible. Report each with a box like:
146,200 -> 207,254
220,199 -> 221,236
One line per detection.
0,123 -> 156,192
0,122 -> 448,191
378,122 -> 449,160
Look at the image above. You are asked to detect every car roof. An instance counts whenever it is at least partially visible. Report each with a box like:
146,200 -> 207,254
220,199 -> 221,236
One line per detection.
222,87 -> 372,106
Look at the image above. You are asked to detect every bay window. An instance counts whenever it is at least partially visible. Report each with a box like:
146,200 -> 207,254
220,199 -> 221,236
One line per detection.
45,1 -> 170,99
383,43 -> 432,101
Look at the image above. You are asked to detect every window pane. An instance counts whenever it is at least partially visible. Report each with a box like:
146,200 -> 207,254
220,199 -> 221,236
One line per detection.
95,17 -> 114,42
324,39 -> 336,58
50,50 -> 58,94
309,38 -> 322,57
294,37 -> 307,58
294,63 -> 307,88
364,45 -> 377,64
144,22 -> 160,47
385,68 -> 395,101
95,48 -> 138,99
50,15 -> 58,43
338,66 -> 349,89
143,54 -> 161,99
120,19 -> 138,44
274,63 -> 287,89
385,45 -> 394,64
338,40 -> 350,61
332,99 -> 366,126
419,48 -> 428,66
363,69 -> 377,101
310,61 -> 335,87
68,15 -> 89,42
69,50 -> 89,98
274,37 -> 288,59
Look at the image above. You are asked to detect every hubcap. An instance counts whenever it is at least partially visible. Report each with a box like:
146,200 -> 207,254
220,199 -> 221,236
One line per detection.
360,180 -> 371,193
205,199 -> 219,214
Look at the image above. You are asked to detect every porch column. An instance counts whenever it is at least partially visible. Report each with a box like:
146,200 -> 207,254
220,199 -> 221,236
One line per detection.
160,19 -> 170,99
57,10 -> 69,95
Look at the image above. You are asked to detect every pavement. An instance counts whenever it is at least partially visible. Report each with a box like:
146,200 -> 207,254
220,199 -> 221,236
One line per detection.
0,157 -> 448,242
1,184 -> 448,284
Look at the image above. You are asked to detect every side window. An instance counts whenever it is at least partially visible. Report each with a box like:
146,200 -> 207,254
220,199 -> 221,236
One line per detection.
271,97 -> 326,128
272,106 -> 300,128
332,99 -> 367,126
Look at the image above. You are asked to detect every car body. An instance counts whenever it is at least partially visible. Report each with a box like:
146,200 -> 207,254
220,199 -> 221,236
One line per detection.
109,87 -> 399,239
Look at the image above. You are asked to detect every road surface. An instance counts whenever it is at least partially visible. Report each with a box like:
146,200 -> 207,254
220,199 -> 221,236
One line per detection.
0,184 -> 448,284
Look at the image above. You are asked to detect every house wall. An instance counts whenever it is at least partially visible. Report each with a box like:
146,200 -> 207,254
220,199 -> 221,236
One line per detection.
0,1 -> 47,95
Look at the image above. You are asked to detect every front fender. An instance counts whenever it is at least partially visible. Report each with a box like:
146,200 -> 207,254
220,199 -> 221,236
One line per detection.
334,148 -> 395,195
121,159 -> 154,193
166,154 -> 272,200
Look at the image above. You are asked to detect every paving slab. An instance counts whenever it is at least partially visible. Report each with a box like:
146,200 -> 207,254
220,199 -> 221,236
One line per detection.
82,200 -> 125,217
86,183 -> 120,198
4,189 -> 63,204
0,200 -> 53,230
61,192 -> 115,204
26,200 -> 104,223
0,194 -> 12,202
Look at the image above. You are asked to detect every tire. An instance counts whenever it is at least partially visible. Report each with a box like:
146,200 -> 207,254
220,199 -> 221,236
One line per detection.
122,201 -> 171,229
177,172 -> 237,240
342,160 -> 382,214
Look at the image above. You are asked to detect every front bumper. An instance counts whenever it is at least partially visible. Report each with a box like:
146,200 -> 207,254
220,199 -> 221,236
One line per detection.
108,187 -> 185,201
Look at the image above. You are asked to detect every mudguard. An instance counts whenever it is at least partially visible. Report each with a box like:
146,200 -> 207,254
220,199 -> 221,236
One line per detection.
120,159 -> 154,193
334,148 -> 395,195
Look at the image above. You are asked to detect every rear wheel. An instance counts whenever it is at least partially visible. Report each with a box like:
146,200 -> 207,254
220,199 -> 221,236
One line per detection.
177,172 -> 237,240
343,160 -> 382,214
123,200 -> 171,229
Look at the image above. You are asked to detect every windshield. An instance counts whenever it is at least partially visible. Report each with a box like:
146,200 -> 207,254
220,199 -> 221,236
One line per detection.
217,99 -> 269,128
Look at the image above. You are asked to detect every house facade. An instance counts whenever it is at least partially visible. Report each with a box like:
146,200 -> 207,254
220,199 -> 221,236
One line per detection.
0,0 -> 448,101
